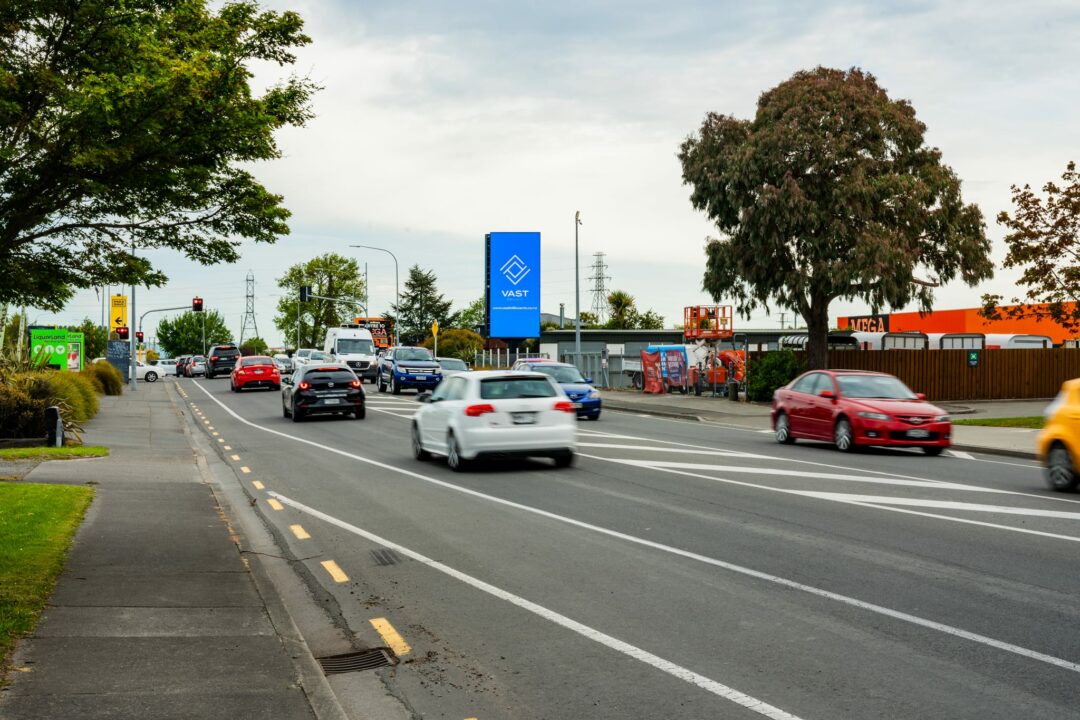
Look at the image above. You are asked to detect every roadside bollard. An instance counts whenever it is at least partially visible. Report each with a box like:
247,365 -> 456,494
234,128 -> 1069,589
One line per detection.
45,405 -> 65,447
727,381 -> 740,402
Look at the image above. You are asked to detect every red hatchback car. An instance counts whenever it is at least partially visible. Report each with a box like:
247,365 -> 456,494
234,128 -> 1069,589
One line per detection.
771,370 -> 951,455
230,355 -> 281,392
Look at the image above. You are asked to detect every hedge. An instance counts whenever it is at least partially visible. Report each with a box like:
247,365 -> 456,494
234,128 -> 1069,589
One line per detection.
0,366 -> 117,438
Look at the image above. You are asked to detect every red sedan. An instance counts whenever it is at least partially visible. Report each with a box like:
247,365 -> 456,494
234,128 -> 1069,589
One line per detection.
771,370 -> 951,455
230,355 -> 281,392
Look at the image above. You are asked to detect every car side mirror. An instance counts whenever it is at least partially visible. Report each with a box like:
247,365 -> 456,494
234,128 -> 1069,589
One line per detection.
281,377 -> 292,386
584,377 -> 593,384
416,391 -> 433,403
916,392 -> 926,400
819,389 -> 835,400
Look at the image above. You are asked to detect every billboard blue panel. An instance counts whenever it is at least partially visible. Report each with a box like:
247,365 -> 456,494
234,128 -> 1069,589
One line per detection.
487,231 -> 540,338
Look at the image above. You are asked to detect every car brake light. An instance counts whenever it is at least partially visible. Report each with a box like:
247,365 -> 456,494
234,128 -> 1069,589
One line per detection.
554,401 -> 576,413
298,381 -> 311,390
464,403 -> 496,417
350,379 -> 361,388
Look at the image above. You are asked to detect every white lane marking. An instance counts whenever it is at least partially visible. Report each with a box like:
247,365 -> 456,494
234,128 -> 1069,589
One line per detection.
370,408 -> 416,419
758,429 -> 775,434
270,492 -> 802,720
607,458 -> 1011,494
583,455 -> 1080,546
801,493 -> 1080,520
578,443 -> 770,459
946,450 -> 975,460
191,380 -> 1080,674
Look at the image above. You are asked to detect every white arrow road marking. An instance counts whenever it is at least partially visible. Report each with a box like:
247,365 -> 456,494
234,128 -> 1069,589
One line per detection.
191,380 -> 1080,676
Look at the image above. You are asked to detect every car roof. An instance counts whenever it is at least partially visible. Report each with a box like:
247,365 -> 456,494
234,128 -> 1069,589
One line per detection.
823,370 -> 892,377
525,361 -> 573,368
465,370 -> 551,380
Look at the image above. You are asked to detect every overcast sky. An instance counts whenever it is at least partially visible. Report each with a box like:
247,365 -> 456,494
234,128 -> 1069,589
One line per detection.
33,0 -> 1080,345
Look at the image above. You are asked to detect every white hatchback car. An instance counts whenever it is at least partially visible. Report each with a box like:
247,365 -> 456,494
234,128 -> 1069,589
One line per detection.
412,371 -> 577,471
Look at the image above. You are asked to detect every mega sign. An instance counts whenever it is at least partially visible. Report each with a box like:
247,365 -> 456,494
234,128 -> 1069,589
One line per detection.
846,314 -> 889,332
486,232 -> 541,338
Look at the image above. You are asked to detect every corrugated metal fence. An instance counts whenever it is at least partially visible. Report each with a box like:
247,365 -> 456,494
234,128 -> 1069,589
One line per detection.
795,349 -> 1080,401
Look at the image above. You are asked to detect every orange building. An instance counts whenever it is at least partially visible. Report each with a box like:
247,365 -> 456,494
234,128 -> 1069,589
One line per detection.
838,303 -> 1079,345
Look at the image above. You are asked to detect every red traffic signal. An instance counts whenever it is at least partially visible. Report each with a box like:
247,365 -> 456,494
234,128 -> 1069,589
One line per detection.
116,326 -> 130,340
135,331 -> 144,342
192,296 -> 204,312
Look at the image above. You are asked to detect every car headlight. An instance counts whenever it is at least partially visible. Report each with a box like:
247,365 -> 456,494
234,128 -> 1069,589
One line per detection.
857,411 -> 889,421
935,415 -> 950,422
588,390 -> 600,399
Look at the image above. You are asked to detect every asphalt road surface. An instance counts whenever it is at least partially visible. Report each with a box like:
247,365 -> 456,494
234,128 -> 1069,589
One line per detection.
178,376 -> 1080,720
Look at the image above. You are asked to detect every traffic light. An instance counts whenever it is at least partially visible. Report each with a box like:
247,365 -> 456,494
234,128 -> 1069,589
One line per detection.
192,296 -> 204,312
299,285 -> 310,302
135,331 -> 144,343
116,326 -> 130,340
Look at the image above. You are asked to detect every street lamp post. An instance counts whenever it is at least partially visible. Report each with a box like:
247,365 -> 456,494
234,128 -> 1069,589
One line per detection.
574,211 -> 582,358
349,244 -> 399,346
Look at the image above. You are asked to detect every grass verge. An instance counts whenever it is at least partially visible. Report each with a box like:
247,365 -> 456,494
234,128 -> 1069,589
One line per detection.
0,483 -> 93,673
952,416 -> 1044,429
0,446 -> 109,461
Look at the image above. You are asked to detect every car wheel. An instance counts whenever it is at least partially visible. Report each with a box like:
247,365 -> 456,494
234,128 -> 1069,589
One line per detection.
291,403 -> 304,422
378,375 -> 387,393
282,402 -> 290,418
587,413 -> 600,421
834,417 -> 855,452
391,375 -> 401,395
553,450 -> 575,468
145,371 -> 158,383
775,412 -> 795,444
447,432 -> 468,472
412,424 -> 431,461
353,404 -> 365,420
922,446 -> 945,456
1046,443 -> 1080,491
206,370 -> 213,379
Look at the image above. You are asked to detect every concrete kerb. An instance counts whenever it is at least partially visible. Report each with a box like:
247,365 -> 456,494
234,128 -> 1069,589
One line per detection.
166,381 -> 352,720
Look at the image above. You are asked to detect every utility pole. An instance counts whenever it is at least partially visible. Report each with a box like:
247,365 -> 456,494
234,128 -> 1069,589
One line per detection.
574,211 -> 582,358
239,270 -> 259,345
588,251 -> 611,324
779,312 -> 787,330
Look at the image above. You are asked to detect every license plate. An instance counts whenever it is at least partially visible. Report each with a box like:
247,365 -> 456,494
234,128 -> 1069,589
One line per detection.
414,375 -> 427,380
512,412 -> 536,425
254,369 -> 264,374
907,429 -> 930,439
324,398 -> 341,405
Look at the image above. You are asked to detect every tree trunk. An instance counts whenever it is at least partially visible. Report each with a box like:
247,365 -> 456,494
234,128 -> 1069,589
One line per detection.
804,299 -> 831,370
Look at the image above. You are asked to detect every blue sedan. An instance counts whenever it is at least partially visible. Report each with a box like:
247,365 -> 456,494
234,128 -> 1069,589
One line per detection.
516,362 -> 601,420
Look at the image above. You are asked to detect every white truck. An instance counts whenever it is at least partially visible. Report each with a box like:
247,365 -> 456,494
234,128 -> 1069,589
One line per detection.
324,325 -> 379,382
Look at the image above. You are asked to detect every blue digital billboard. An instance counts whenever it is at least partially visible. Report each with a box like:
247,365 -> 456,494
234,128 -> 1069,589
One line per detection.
486,232 -> 541,338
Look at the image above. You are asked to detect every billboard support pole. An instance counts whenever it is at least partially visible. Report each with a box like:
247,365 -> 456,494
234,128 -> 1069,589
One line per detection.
574,211 -> 582,358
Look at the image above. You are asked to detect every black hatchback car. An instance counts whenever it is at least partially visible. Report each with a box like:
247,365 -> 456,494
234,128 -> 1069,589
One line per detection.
282,365 -> 365,421
205,344 -> 240,379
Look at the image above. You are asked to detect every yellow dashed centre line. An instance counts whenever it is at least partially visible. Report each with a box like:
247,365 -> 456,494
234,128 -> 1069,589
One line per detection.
267,498 -> 283,511
369,617 -> 411,656
217,438 -> 225,443
240,466 -> 251,474
252,480 -> 264,490
231,454 -> 240,461
224,445 -> 232,450
321,560 -> 349,583
290,524 -> 311,540
211,432 -> 219,437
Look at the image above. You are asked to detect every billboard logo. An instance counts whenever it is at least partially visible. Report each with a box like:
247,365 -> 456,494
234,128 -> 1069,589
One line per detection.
500,255 -> 531,286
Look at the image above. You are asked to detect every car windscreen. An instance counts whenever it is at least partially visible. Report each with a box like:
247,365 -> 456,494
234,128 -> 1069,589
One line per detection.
439,358 -> 467,370
192,356 -> 205,362
337,338 -> 374,354
835,375 -> 917,399
532,365 -> 586,383
397,348 -> 433,362
479,377 -> 557,399
241,357 -> 273,367
302,371 -> 355,384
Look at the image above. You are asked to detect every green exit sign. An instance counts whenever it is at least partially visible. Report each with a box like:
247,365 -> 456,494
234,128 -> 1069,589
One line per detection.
967,350 -> 980,368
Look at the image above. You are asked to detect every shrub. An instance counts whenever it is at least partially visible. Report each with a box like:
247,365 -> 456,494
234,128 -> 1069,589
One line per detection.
84,362 -> 123,396
746,350 -> 805,402
17,371 -> 100,423
56,373 -> 99,421
0,383 -> 48,439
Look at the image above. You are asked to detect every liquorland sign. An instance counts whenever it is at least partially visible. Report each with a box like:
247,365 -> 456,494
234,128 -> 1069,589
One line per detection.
485,232 -> 541,338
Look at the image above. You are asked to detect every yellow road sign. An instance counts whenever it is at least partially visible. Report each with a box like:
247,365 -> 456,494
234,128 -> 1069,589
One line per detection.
431,320 -> 439,337
110,295 -> 128,332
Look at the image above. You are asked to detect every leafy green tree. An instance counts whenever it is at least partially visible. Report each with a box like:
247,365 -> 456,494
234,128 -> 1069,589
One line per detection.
273,253 -> 366,349
239,337 -> 269,356
456,297 -> 486,331
981,161 -> 1080,330
420,328 -> 484,362
602,290 -> 664,330
577,311 -> 599,329
66,318 -> 107,360
158,310 -> 231,357
389,265 -> 458,345
678,66 -> 992,369
637,310 -> 664,330
0,0 -> 316,311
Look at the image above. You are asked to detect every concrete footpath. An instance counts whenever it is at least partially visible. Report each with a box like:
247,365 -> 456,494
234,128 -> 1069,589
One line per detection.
600,390 -> 1047,459
0,382 -> 338,719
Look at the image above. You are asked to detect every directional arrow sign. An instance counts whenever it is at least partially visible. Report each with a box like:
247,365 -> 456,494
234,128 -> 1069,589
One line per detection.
110,295 -> 128,333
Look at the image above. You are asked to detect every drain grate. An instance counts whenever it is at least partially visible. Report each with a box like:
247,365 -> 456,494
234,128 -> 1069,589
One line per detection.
316,648 -> 396,675
370,548 -> 402,566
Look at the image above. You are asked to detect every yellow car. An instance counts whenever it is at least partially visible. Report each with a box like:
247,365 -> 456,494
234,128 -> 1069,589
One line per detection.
1037,379 -> 1080,491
